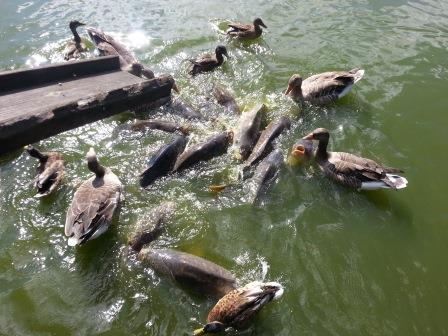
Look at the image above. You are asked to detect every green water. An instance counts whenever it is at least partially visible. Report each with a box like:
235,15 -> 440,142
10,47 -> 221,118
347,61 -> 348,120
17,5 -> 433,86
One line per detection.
1,0 -> 448,335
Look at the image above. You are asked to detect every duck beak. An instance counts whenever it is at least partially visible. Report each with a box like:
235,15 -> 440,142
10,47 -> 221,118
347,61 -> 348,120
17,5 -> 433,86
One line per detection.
284,84 -> 293,95
193,328 -> 206,336
79,22 -> 86,26
302,133 -> 314,140
172,82 -> 180,93
261,22 -> 267,28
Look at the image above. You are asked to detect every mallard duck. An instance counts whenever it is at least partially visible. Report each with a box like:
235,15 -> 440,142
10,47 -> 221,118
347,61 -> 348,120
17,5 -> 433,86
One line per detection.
285,69 -> 365,105
64,20 -> 87,60
194,281 -> 284,335
64,148 -> 123,246
86,27 -> 154,79
25,145 -> 65,197
189,45 -> 230,76
302,128 -> 408,190
227,18 -> 267,39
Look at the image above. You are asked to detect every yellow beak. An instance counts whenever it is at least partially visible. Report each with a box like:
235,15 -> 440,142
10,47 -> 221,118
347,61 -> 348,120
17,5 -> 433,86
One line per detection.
193,327 -> 206,335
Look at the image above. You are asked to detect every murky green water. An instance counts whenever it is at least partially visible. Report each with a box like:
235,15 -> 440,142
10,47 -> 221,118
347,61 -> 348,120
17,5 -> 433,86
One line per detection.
1,0 -> 448,335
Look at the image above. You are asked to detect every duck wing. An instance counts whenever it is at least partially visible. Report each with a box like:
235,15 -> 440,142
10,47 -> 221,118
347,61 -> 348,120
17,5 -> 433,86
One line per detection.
228,22 -> 252,32
65,172 -> 122,245
302,69 -> 364,103
36,160 -> 64,195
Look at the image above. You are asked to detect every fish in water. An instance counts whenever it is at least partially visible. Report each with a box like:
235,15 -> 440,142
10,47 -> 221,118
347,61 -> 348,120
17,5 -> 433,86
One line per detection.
128,201 -> 176,252
233,104 -> 266,161
172,131 -> 233,173
140,135 -> 187,188
138,248 -> 236,298
244,116 -> 291,169
130,119 -> 190,135
213,85 -> 240,114
246,149 -> 284,204
288,138 -> 315,166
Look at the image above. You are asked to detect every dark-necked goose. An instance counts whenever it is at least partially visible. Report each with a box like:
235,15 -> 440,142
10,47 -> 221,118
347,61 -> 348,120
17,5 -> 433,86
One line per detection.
302,128 -> 408,190
227,18 -> 267,39
65,148 -> 123,246
194,281 -> 284,335
285,69 -> 364,105
25,145 -> 65,197
64,20 -> 87,60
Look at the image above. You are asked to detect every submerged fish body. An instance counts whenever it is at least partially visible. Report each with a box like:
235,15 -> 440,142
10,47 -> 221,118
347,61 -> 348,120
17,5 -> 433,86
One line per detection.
213,85 -> 240,114
245,115 -> 291,168
247,149 -> 284,204
140,135 -> 187,188
128,201 -> 176,252
168,98 -> 205,120
233,104 -> 265,161
172,131 -> 233,172
138,248 -> 236,297
131,119 -> 189,135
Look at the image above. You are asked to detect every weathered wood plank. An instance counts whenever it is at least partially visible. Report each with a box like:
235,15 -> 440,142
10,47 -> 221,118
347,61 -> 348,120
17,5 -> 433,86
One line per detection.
0,74 -> 175,155
0,56 -> 121,94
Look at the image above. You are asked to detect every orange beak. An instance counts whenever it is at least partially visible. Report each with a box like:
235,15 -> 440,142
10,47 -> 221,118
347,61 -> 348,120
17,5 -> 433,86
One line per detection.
302,133 -> 314,140
284,84 -> 293,95
291,145 -> 305,158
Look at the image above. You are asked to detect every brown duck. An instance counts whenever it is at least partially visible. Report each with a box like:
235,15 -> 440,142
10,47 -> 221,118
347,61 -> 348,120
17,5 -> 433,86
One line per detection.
194,281 -> 283,335
189,45 -> 230,76
227,18 -> 267,39
25,145 -> 65,197
302,128 -> 408,190
65,148 -> 123,246
64,20 -> 87,60
285,69 -> 364,105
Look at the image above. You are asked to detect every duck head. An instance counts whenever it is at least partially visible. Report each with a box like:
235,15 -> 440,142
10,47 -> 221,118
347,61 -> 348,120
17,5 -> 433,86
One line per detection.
215,45 -> 230,59
302,128 -> 330,141
86,147 -> 106,177
254,18 -> 267,28
69,20 -> 86,30
285,74 -> 303,96
194,321 -> 225,335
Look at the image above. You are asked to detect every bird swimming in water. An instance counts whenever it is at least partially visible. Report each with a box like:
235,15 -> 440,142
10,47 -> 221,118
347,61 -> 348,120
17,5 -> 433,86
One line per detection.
285,69 -> 365,105
64,20 -> 87,60
227,18 -> 267,39
25,145 -> 65,198
189,45 -> 230,76
64,148 -> 123,246
301,128 -> 408,190
194,281 -> 284,335
87,27 -> 154,79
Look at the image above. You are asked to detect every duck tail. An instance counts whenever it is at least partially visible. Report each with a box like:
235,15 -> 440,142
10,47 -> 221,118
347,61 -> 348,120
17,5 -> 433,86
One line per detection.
385,174 -> 408,190
68,236 -> 80,247
349,68 -> 365,83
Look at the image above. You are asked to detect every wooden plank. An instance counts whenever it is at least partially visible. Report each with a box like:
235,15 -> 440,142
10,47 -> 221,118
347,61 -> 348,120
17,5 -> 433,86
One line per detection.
0,74 -> 175,155
0,56 -> 121,94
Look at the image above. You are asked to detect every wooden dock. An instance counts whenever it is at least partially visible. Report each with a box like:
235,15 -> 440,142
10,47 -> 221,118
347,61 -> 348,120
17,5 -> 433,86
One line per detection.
0,56 -> 175,156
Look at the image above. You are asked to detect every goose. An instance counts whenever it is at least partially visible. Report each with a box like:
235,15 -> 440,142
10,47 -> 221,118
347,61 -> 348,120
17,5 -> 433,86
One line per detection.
86,27 -> 154,79
227,18 -> 267,39
65,148 -> 123,246
189,45 -> 230,76
194,281 -> 284,335
285,69 -> 364,105
64,20 -> 87,60
25,145 -> 65,197
302,128 -> 408,190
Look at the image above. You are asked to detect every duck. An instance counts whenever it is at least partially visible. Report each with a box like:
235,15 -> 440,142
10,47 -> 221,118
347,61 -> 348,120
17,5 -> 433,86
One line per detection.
25,145 -> 65,197
64,148 -> 123,246
86,27 -> 154,79
227,18 -> 267,39
194,281 -> 284,335
64,20 -> 87,60
189,45 -> 230,76
301,128 -> 408,190
285,68 -> 365,105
